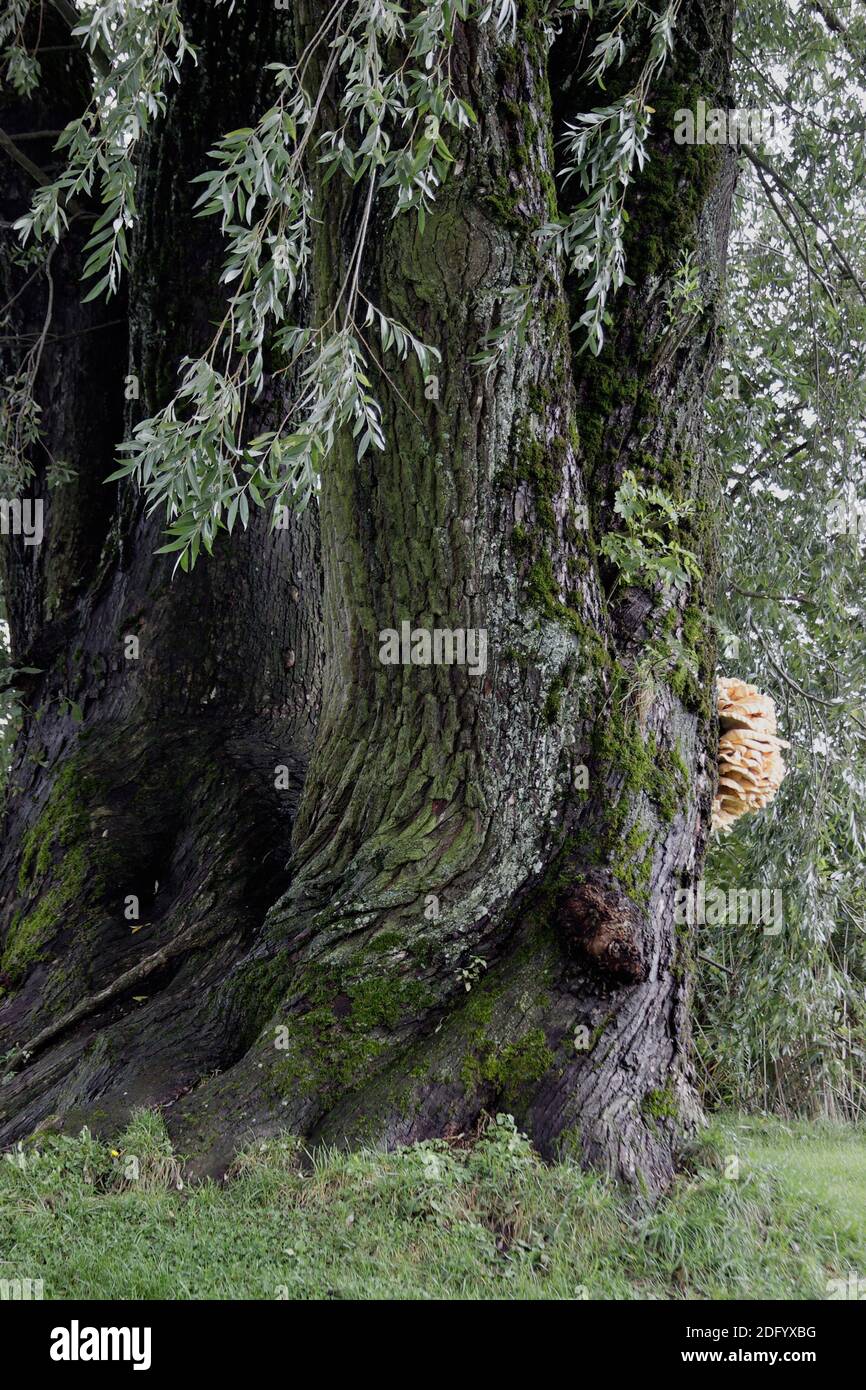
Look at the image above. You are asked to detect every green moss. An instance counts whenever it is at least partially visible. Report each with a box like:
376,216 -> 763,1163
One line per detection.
593,691 -> 657,798
510,522 -> 532,558
3,893 -> 64,982
484,175 -> 529,231
654,744 -> 690,825
681,603 -> 704,650
526,381 -> 552,413
226,953 -> 292,1042
272,1008 -> 385,1099
526,552 -> 556,608
624,81 -> 724,285
16,763 -> 87,894
571,361 -> 650,483
609,824 -> 652,905
407,937 -> 435,967
270,964 -> 434,1103
3,761 -> 105,985
669,600 -> 716,718
350,976 -> 431,1031
579,671 -> 696,904
567,69 -> 727,519
367,930 -> 405,955
592,677 -> 690,825
555,1125 -> 583,1161
542,660 -> 573,727
524,552 -> 609,666
500,429 -> 562,535
461,1027 -> 554,1103
588,1011 -> 615,1052
543,680 -> 563,726
642,1085 -> 679,1121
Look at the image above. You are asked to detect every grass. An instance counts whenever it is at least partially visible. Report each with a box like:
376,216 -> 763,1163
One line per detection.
0,1110 -> 864,1300
735,1114 -> 866,1251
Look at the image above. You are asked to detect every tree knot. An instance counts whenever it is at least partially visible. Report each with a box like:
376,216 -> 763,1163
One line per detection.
557,871 -> 647,984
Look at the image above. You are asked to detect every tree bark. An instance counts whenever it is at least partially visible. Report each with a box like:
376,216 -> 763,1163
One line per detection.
1,0 -> 735,1193
0,0 -> 321,1137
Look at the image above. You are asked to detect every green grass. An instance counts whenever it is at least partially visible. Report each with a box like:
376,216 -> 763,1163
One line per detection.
1,1111 -> 864,1300
735,1114 -> 866,1250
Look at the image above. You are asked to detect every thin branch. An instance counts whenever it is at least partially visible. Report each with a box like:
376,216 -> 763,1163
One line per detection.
6,130 -> 65,142
0,261 -> 45,318
48,0 -> 111,77
731,585 -> 818,609
16,930 -> 216,1064
761,640 -> 863,715
810,0 -> 865,67
31,243 -> 56,383
747,156 -> 838,303
732,41 -> 843,137
743,144 -> 866,306
698,952 -> 734,977
0,125 -> 51,186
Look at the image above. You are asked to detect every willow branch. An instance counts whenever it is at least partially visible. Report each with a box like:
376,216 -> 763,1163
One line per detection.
743,144 -> 866,305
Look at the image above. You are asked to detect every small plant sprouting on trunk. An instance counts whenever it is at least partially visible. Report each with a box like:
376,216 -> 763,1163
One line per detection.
600,469 -> 702,596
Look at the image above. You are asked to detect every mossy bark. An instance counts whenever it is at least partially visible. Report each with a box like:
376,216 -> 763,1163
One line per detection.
2,0 -> 734,1192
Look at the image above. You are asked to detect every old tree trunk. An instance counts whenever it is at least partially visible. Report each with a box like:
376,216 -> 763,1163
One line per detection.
0,0 -> 735,1190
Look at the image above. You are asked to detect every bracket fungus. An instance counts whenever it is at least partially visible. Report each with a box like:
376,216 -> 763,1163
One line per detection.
711,677 -> 789,834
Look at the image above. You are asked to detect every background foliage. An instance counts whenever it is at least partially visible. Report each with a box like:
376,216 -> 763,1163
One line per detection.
697,0 -> 866,1120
